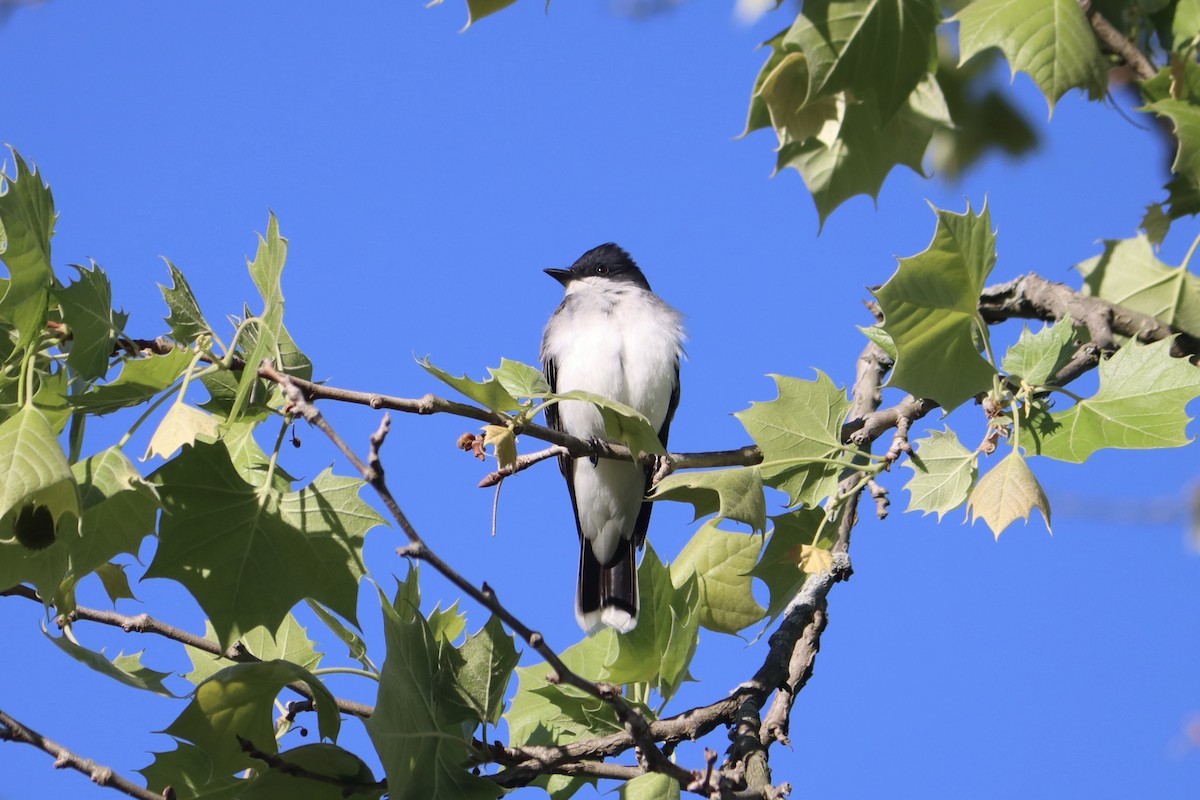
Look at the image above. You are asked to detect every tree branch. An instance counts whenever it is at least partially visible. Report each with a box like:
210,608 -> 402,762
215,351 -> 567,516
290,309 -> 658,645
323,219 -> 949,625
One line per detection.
1077,0 -> 1157,81
0,586 -> 374,720
0,708 -> 166,800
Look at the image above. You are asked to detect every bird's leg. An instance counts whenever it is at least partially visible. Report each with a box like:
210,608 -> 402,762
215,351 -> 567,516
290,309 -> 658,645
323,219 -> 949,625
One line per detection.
649,453 -> 674,488
587,436 -> 604,466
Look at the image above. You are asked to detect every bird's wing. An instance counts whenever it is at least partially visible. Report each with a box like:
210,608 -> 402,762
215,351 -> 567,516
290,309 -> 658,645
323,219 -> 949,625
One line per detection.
630,357 -> 680,549
543,355 -> 585,542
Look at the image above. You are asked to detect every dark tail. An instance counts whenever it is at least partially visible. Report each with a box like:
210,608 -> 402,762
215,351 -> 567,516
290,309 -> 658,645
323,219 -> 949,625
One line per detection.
577,537 -> 638,635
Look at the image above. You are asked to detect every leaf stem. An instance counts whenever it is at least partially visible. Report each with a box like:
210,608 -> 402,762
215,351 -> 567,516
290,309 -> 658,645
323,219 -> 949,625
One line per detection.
310,666 -> 380,681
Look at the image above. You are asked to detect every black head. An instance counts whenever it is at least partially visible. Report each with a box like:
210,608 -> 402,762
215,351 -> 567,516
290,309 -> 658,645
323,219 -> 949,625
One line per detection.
545,243 -> 652,291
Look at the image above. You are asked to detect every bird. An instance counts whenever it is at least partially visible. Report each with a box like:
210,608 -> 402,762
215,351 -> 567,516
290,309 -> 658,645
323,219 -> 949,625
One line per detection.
540,243 -> 684,635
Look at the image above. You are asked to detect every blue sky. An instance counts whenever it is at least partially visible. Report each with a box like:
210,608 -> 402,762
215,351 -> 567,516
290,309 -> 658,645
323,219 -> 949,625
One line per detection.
1,2 -> 1198,799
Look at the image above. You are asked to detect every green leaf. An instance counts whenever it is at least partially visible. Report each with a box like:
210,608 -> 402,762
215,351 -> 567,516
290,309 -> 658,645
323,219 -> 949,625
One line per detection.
56,262 -> 123,380
231,214 -> 287,420
239,744 -> 382,800
858,324 -> 897,360
756,50 -> 841,147
365,587 -> 500,800
144,402 -> 220,460
621,772 -> 681,800
506,632 -> 620,747
166,660 -> 340,776
94,562 -> 138,605
185,615 -> 322,687
785,0 -> 939,121
67,347 -> 192,414
743,29 -> 791,138
603,541 -> 700,702
1001,316 -> 1079,386
1148,99 -> 1200,189
955,0 -> 1109,112
446,0 -> 518,30
734,372 -> 852,507
649,466 -> 767,533
43,628 -> 176,696
455,614 -> 521,725
1142,175 -> 1200,246
147,442 -> 381,648
1076,236 -> 1200,338
160,259 -> 212,345
306,599 -> 374,672
1028,337 -> 1200,462
874,202 -> 998,410
778,74 -> 952,225
0,150 -> 55,349
219,419 -> 296,492
419,356 -> 522,413
749,508 -> 833,621
901,428 -> 978,519
670,520 -> 766,635
0,406 -> 79,537
552,389 -> 668,457
967,450 -> 1051,538
490,357 -> 550,398
69,447 -> 159,578
139,743 -> 244,800
428,600 -> 468,645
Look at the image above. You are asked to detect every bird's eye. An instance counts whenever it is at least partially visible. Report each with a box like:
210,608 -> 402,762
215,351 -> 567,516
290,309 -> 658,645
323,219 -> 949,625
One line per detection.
595,265 -> 609,276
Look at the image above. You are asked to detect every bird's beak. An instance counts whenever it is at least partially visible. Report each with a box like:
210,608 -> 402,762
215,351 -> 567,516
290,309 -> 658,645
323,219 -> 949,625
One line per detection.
544,268 -> 573,287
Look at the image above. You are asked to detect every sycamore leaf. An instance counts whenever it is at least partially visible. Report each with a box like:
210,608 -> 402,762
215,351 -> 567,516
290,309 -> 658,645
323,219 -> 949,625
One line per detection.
1076,236 -> 1200,338
1001,316 -> 1079,386
239,744 -> 382,800
166,660 -> 340,776
0,406 -> 79,537
230,214 -> 287,420
778,74 -> 952,225
220,419 -> 296,492
858,324 -> 897,360
670,520 -> 766,635
69,447 -> 159,577
148,442 -> 381,648
419,356 -> 522,413
650,466 -> 767,533
67,347 -> 192,415
603,542 -> 700,702
365,586 -> 500,800
0,150 -> 55,349
0,536 -> 69,598
185,616 -> 323,687
481,424 -> 518,470
756,50 -> 841,147
874,202 -> 998,410
490,357 -> 550,398
743,29 -> 791,138
548,389 -> 667,457
506,632 -> 621,747
967,450 -> 1051,538
784,0 -> 940,121
1148,99 -> 1200,190
455,614 -> 521,725
734,372 -> 852,507
160,259 -> 212,345
306,599 -> 375,672
94,562 -> 138,605
621,772 -> 681,800
798,543 -> 833,574
43,628 -> 176,696
955,0 -> 1108,113
460,0 -> 518,30
138,742 -> 243,799
1141,175 -> 1200,247
56,262 -> 123,380
749,508 -> 833,622
901,428 -> 978,519
1029,337 -> 1200,462
144,402 -> 220,461
428,601 -> 468,645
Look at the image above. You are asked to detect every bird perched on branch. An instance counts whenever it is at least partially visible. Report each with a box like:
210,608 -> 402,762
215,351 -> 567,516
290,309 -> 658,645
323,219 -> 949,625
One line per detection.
541,243 -> 684,635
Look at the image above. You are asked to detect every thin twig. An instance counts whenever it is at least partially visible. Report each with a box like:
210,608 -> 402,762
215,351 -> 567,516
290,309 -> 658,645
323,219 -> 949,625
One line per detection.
0,709 -> 164,800
0,586 -> 373,719
1077,0 -> 1157,81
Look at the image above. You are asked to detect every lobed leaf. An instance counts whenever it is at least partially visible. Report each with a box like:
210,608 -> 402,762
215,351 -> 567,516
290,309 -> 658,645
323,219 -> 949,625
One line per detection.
0,150 -> 55,350
56,262 -> 124,380
749,508 -> 834,622
1076,235 -> 1200,338
901,427 -> 977,519
967,450 -> 1051,538
874,202 -> 998,410
1001,315 -> 1079,386
670,520 -> 766,635
67,347 -> 192,415
650,466 -> 767,533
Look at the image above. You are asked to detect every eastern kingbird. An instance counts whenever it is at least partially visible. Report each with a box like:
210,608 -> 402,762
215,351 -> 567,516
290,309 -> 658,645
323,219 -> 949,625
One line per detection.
541,243 -> 684,635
